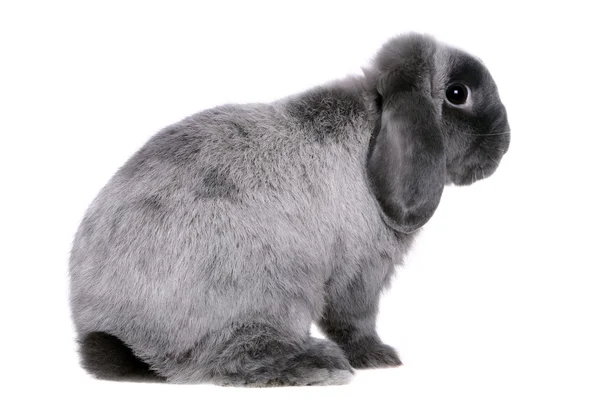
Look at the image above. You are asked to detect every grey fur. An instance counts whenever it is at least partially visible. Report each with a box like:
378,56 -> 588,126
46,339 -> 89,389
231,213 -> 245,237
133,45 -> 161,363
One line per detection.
70,33 -> 509,386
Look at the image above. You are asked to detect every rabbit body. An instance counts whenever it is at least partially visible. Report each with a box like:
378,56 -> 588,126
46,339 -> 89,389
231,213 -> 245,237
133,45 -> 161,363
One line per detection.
71,82 -> 410,385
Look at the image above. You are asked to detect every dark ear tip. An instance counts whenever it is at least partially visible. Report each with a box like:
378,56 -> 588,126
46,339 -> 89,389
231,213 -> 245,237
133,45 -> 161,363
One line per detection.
398,225 -> 423,234
378,209 -> 429,235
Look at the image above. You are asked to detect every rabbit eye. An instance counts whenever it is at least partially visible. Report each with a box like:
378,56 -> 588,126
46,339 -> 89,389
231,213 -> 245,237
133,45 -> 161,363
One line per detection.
446,83 -> 469,105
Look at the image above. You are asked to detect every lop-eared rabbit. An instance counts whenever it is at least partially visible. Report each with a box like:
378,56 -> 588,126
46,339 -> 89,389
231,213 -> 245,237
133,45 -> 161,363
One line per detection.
70,33 -> 510,386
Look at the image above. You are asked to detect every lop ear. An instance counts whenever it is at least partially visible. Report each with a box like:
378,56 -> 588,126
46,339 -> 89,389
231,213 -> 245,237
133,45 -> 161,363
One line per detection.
367,66 -> 446,234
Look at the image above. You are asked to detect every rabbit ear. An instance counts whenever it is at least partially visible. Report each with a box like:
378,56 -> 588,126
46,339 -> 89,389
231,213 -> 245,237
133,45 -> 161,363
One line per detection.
367,66 -> 446,234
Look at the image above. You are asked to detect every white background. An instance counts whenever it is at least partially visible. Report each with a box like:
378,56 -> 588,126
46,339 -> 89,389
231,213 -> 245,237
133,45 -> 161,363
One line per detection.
1,1 -> 599,399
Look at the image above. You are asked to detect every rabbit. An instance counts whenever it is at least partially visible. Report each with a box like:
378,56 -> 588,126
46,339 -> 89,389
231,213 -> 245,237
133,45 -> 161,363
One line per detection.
69,33 -> 510,387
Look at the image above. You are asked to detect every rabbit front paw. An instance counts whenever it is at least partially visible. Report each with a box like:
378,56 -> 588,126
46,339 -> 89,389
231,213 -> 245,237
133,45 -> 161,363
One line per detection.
342,337 -> 402,369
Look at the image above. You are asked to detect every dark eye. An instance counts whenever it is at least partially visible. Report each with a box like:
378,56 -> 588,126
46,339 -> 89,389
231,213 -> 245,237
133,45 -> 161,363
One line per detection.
445,83 -> 469,105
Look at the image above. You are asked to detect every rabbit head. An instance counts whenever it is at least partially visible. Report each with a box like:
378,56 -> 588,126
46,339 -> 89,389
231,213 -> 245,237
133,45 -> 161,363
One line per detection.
365,34 -> 510,234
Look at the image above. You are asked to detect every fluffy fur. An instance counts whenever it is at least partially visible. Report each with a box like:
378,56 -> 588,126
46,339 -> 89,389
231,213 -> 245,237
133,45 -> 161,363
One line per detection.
70,33 -> 510,386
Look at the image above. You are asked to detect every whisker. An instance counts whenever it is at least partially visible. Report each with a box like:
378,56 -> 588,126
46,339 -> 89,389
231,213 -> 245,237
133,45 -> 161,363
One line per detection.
488,156 -> 501,166
465,131 -> 511,137
481,143 -> 507,152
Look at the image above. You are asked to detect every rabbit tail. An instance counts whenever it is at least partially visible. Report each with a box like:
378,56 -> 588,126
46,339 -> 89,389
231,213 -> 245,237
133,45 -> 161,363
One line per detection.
78,332 -> 165,382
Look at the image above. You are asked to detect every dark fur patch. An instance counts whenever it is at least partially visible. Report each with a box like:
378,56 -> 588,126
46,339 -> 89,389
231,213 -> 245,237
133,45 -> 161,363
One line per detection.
79,332 -> 165,382
196,168 -> 240,201
119,124 -> 206,180
286,86 -> 365,143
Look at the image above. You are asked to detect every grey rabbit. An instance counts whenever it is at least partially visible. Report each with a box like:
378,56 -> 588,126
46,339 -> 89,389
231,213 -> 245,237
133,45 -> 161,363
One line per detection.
70,33 -> 510,386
